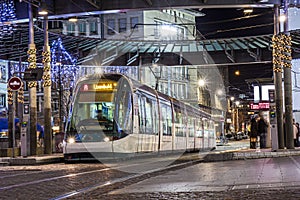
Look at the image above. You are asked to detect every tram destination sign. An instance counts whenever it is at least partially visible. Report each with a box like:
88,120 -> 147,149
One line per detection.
8,77 -> 23,91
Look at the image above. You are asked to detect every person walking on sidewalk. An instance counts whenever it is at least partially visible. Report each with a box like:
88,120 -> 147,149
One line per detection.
258,112 -> 268,149
250,114 -> 259,149
293,119 -> 299,147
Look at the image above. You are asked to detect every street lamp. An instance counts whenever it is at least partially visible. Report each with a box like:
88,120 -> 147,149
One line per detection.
27,2 -> 38,156
198,79 -> 205,87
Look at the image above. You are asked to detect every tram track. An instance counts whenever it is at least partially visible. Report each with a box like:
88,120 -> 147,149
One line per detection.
51,157 -> 202,199
0,153 -> 202,199
0,167 -> 111,191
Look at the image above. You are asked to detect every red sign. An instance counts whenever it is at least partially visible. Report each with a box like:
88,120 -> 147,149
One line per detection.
8,77 -> 23,91
250,102 -> 270,110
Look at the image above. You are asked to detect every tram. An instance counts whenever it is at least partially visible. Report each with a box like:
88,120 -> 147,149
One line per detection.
63,73 -> 216,161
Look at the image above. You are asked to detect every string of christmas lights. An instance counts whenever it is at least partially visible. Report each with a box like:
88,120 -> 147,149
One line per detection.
50,38 -> 78,122
0,0 -> 17,38
50,38 -> 78,89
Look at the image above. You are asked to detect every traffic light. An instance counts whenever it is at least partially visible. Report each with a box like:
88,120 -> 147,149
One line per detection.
24,104 -> 29,115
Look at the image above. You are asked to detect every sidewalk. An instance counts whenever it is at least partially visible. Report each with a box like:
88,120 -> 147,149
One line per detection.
204,139 -> 300,162
1,139 -> 300,166
0,153 -> 63,166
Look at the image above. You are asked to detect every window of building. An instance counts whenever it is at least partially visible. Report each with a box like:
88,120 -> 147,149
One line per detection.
89,21 -> 97,35
130,17 -> 139,30
119,18 -> 127,33
67,23 -> 75,35
107,19 -> 115,35
0,65 -> 6,82
0,94 -> 5,108
78,22 -> 86,35
49,21 -> 63,30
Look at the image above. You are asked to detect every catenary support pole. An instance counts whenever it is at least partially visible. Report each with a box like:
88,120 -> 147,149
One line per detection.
282,0 -> 294,149
43,15 -> 52,154
28,3 -> 37,155
273,4 -> 284,149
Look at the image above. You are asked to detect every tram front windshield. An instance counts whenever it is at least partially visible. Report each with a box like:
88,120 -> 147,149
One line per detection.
66,81 -> 121,142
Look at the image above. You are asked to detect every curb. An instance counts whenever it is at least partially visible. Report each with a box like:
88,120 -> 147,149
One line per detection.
203,149 -> 300,162
0,155 -> 64,166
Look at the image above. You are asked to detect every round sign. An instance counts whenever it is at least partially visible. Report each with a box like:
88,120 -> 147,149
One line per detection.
8,77 -> 23,91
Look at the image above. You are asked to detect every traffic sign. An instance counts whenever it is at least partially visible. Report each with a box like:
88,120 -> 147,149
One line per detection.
8,77 -> 23,91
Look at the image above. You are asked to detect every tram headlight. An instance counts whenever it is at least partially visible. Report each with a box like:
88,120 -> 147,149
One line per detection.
68,137 -> 76,144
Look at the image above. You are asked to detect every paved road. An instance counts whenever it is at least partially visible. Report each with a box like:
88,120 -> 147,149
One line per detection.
1,151 -> 300,199
106,155 -> 300,200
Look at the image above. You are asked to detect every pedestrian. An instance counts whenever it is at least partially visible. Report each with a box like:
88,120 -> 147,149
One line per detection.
293,119 -> 299,147
258,112 -> 268,148
37,123 -> 44,147
15,122 -> 21,147
250,114 -> 259,149
296,122 -> 300,146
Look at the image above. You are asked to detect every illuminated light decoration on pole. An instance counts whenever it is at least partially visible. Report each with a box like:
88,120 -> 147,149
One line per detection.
0,0 -> 17,38
51,38 -> 78,132
272,34 -> 283,73
27,48 -> 37,88
17,85 -> 24,104
42,46 -> 51,87
7,87 -> 13,105
280,33 -> 292,68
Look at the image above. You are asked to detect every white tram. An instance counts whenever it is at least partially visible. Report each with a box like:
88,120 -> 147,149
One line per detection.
63,73 -> 216,161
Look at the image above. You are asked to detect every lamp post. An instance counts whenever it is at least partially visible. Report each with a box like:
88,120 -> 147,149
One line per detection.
59,63 -> 64,133
235,101 -> 240,133
273,4 -> 284,149
229,96 -> 235,133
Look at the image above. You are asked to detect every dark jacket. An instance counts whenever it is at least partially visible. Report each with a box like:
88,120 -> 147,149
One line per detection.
258,118 -> 268,135
250,118 -> 258,137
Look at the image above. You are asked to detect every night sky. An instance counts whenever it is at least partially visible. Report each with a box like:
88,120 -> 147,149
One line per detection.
196,8 -> 274,39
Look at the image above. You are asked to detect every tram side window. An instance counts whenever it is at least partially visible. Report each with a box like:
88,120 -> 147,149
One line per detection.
138,96 -> 144,133
138,95 -> 158,135
188,117 -> 195,137
196,119 -> 203,138
209,121 -> 215,138
203,119 -> 209,138
174,106 -> 184,137
160,102 -> 172,136
144,97 -> 154,134
150,99 -> 159,135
